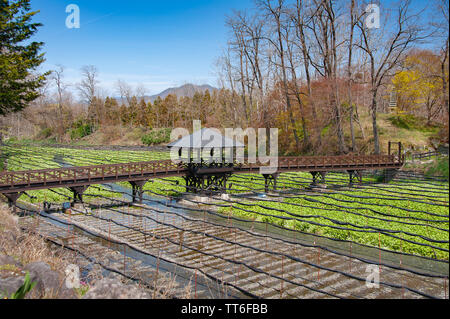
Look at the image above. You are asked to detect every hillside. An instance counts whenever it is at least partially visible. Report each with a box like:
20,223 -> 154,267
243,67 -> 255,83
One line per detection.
354,111 -> 445,155
6,109 -> 446,156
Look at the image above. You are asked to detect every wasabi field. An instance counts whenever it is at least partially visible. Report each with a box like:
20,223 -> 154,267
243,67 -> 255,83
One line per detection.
1,143 -> 448,299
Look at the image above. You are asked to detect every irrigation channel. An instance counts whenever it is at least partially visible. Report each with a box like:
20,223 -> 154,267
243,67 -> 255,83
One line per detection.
1,144 -> 449,299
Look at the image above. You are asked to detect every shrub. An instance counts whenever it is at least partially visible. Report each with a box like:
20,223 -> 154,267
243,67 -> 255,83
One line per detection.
37,127 -> 53,139
141,128 -> 171,146
425,157 -> 449,180
70,121 -> 93,140
388,113 -> 440,132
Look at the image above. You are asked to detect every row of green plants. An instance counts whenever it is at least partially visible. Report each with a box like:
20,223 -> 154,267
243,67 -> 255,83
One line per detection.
124,170 -> 449,260
1,145 -> 171,171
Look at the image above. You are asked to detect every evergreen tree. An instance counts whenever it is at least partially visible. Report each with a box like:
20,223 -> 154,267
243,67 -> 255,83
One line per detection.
119,104 -> 128,125
145,100 -> 153,128
104,97 -> 112,125
153,96 -> 162,127
104,97 -> 120,125
128,96 -> 138,126
137,97 -> 147,127
0,0 -> 49,115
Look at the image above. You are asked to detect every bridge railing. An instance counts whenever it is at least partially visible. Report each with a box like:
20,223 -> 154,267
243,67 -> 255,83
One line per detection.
0,154 -> 403,189
0,159 -> 184,188
236,154 -> 402,170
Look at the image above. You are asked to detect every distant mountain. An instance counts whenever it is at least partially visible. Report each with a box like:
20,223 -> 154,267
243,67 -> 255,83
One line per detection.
113,83 -> 218,104
147,83 -> 217,102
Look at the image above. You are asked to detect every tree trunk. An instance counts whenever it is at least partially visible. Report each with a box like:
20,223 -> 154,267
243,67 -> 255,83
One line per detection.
371,89 -> 380,154
238,49 -> 249,126
299,24 -> 321,148
348,0 -> 356,152
333,86 -> 346,154
354,103 -> 365,139
349,101 -> 356,151
276,23 -> 301,152
442,45 -> 449,117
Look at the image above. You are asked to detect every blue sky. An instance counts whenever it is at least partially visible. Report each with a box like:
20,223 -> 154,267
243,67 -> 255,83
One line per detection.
30,0 -> 435,97
31,0 -> 254,96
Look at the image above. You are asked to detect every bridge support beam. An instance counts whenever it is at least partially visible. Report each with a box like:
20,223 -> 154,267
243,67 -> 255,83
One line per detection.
206,174 -> 229,192
183,174 -> 204,193
347,170 -> 362,187
310,171 -> 327,186
262,173 -> 279,193
381,168 -> 399,183
183,173 -> 230,194
3,192 -> 23,213
69,186 -> 88,204
129,181 -> 147,203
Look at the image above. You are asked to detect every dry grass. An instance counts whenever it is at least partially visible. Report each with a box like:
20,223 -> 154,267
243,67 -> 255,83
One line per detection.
0,204 -> 195,299
0,203 -> 78,298
357,111 -> 438,153
1,203 -> 234,299
79,126 -> 149,146
0,204 -> 73,275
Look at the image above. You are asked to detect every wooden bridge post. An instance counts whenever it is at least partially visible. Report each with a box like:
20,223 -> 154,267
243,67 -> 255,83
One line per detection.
382,168 -> 399,183
3,192 -> 23,213
129,181 -> 147,203
310,171 -> 317,185
348,170 -> 362,187
262,173 -> 279,193
310,171 -> 319,186
357,170 -> 362,183
348,170 -> 355,187
69,186 -> 88,204
319,172 -> 327,183
263,174 -> 268,193
309,171 -> 327,188
183,174 -> 204,193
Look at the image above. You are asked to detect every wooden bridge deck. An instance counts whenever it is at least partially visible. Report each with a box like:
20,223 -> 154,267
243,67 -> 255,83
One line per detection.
0,155 -> 403,194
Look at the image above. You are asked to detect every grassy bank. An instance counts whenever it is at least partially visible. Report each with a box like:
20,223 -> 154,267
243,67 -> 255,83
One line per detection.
404,157 -> 449,180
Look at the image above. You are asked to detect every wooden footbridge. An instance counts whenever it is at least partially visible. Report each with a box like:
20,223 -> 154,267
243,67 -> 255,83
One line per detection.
0,141 -> 404,208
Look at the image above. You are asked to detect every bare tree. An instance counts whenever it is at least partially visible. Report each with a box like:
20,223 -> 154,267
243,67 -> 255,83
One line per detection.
308,0 -> 347,153
257,0 -> 302,152
347,0 -> 357,152
215,50 -> 240,126
227,14 -> 252,126
51,64 -> 67,141
78,65 -> 99,105
115,79 -> 133,106
283,14 -> 310,149
135,83 -> 147,100
228,11 -> 275,137
356,0 -> 426,154
292,0 -> 322,149
432,0 -> 449,117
